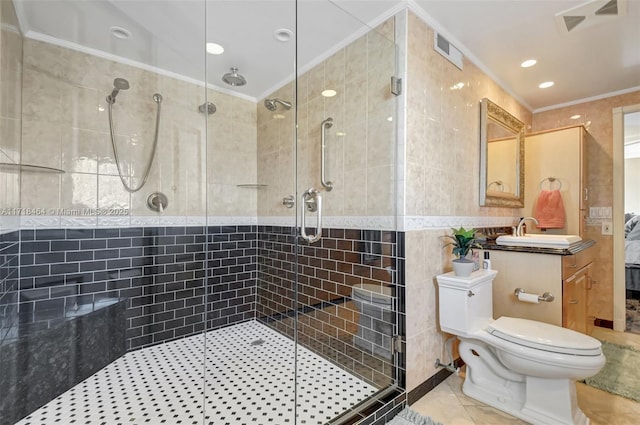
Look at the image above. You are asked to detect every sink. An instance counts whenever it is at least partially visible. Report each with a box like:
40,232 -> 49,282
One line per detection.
495,234 -> 582,248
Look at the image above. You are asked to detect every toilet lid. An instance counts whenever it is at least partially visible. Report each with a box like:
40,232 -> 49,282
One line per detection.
487,317 -> 602,356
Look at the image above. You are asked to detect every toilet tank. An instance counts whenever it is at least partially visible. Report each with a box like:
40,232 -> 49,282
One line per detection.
436,270 -> 497,336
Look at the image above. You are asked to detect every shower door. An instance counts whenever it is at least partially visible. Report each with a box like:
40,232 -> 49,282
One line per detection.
203,0 -> 401,423
203,0 -> 300,423
290,4 -> 401,423
250,2 -> 400,424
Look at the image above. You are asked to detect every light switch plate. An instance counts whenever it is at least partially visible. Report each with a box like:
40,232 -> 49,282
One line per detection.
602,221 -> 613,235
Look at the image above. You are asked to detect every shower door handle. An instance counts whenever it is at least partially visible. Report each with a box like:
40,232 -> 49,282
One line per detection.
300,188 -> 322,243
321,117 -> 334,191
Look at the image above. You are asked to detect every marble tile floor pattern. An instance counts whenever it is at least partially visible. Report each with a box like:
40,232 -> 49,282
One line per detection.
16,320 -> 376,425
412,326 -> 640,425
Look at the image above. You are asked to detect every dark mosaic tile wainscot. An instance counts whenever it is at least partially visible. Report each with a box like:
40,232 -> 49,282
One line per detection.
0,231 -> 20,345
256,226 -> 406,391
0,224 -> 408,425
9,226 -> 257,351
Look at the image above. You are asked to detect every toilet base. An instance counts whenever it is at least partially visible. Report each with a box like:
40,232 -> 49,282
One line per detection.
459,338 -> 590,425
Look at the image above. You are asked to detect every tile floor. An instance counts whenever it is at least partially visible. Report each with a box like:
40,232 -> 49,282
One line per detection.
412,326 -> 640,425
16,320 -> 376,425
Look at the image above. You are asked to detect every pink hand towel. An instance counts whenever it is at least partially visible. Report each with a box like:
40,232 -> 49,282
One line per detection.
534,189 -> 566,229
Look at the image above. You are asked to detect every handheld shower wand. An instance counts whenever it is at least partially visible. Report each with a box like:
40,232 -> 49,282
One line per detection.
106,78 -> 130,104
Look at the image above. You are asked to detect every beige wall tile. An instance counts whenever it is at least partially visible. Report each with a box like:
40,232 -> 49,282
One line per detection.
21,117 -> 61,169
0,66 -> 21,120
207,183 -> 257,217
257,18 -> 397,219
98,174 -> 130,210
61,172 -> 98,209
532,90 -> 640,321
403,11 -> 532,392
61,128 -> 109,175
0,117 -> 20,162
18,39 -> 255,219
21,174 -> 60,209
0,0 -> 22,215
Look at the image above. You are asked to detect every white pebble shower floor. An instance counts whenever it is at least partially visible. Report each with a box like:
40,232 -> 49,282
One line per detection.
16,320 -> 377,425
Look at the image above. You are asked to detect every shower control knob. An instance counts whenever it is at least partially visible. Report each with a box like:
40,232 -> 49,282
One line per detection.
282,195 -> 295,209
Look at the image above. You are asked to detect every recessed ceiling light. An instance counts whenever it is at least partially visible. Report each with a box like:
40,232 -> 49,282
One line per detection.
570,114 -> 581,120
110,26 -> 131,40
274,28 -> 293,42
539,81 -> 554,89
521,59 -> 537,68
206,42 -> 224,55
321,89 -> 336,97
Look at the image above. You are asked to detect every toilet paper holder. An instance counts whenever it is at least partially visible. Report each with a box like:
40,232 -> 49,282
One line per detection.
514,288 -> 555,303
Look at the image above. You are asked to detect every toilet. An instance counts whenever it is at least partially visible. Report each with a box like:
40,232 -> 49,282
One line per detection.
352,283 -> 393,359
436,269 -> 605,425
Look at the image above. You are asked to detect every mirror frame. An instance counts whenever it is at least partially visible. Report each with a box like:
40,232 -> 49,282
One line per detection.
479,98 -> 525,208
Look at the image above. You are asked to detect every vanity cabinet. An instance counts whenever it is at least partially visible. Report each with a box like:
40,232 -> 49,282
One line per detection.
487,244 -> 594,334
562,264 -> 591,333
561,248 -> 594,334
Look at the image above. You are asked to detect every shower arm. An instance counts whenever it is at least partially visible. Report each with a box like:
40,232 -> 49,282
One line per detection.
320,117 -> 334,191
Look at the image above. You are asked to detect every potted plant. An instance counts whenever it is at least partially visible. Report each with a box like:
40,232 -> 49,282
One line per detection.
443,227 -> 482,277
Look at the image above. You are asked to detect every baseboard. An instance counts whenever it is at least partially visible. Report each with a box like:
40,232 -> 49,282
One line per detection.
594,318 -> 614,329
407,358 -> 464,405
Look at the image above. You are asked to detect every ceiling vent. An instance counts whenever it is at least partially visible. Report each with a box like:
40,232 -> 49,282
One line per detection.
555,0 -> 627,34
433,32 -> 463,70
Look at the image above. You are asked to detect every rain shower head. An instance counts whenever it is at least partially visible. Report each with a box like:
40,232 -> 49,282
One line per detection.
106,77 -> 130,104
264,98 -> 291,111
222,67 -> 246,87
199,102 -> 216,115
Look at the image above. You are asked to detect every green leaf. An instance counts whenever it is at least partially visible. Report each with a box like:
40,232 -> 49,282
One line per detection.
443,226 -> 480,259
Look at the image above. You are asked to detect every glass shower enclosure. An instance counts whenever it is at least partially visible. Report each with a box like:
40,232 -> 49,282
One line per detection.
0,1 -> 401,424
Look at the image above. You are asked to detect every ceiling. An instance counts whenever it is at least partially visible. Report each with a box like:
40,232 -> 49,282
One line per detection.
12,0 -> 640,112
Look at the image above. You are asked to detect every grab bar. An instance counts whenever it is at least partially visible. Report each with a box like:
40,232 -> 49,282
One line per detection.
300,188 -> 322,243
321,117 -> 334,191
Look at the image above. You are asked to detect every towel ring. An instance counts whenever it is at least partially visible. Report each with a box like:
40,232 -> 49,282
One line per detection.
488,180 -> 504,191
539,177 -> 562,191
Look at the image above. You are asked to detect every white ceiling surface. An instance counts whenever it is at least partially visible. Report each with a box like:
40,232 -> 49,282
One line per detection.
12,0 -> 640,112
13,0 -> 401,102
413,0 -> 640,111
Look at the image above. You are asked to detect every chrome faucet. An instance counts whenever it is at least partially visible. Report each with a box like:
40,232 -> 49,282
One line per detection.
516,217 -> 539,236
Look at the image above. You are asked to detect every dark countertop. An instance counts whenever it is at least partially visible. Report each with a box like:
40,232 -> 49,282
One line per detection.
481,239 -> 595,255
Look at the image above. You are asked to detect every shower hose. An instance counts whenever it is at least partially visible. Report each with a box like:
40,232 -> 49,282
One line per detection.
107,93 -> 163,193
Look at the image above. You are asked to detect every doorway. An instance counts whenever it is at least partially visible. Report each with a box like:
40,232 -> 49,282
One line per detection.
613,104 -> 640,333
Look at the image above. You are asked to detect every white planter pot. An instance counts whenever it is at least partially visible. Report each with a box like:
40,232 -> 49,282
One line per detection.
452,259 -> 475,277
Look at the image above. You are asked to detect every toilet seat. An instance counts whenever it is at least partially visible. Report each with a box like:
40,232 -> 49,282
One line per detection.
352,283 -> 393,306
488,317 -> 602,356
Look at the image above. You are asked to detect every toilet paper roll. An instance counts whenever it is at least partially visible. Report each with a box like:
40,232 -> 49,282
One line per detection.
517,292 -> 539,304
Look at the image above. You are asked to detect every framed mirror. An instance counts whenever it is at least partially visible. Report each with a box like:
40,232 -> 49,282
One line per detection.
479,98 -> 525,208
